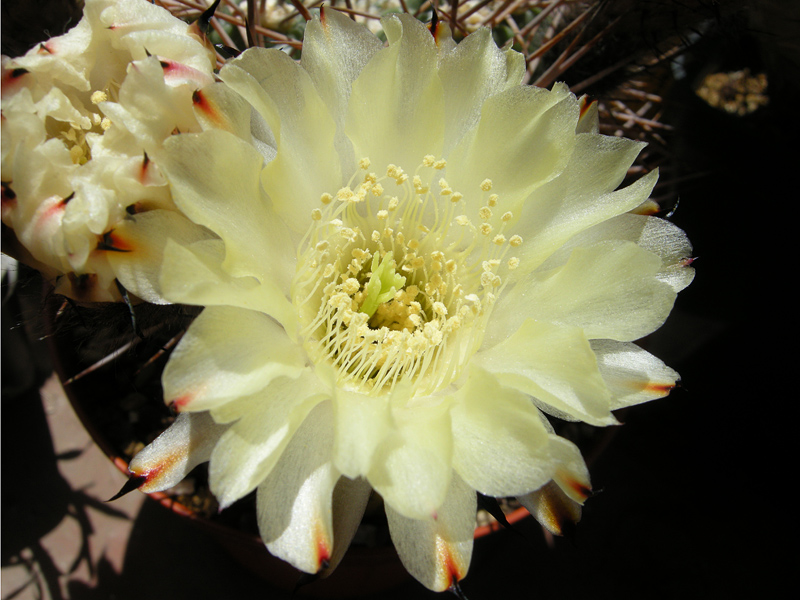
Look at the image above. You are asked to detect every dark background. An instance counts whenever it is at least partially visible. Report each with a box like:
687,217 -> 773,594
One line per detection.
2,1 -> 796,598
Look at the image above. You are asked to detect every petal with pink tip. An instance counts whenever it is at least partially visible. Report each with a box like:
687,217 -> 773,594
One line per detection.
129,412 -> 226,493
163,305 -> 307,413
385,471 -> 475,592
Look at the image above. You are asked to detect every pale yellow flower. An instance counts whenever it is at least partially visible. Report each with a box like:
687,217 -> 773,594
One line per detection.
127,9 -> 694,592
1,0 -> 219,301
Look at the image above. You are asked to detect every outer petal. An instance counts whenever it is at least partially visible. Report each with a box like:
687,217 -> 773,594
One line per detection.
445,82 -> 577,212
158,238 -> 297,334
256,400 -> 373,576
473,319 -> 617,425
385,471 -> 476,592
511,137 -> 656,275
208,372 -> 327,508
591,340 -> 680,410
438,27 -> 525,155
450,369 -> 554,497
128,412 -> 226,493
105,208 -> 217,304
301,8 -> 383,164
345,14 -> 445,175
517,480 -> 582,536
488,240 -> 677,344
256,401 -> 339,574
368,393 -> 453,520
162,306 -> 307,413
331,388 -> 392,480
159,129 -> 295,290
219,48 -> 342,230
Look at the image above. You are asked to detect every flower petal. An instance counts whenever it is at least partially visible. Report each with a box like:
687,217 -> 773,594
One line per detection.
474,319 -> 616,425
490,239 -> 677,343
219,48 -> 342,231
438,26 -> 525,154
331,388 -> 392,480
451,369 -> 553,497
302,8 -> 383,162
159,129 -> 296,289
256,401 -> 340,574
517,480 -> 582,536
590,340 -> 680,409
158,237 -> 297,334
511,137 -> 656,275
368,393 -> 453,520
446,82 -> 577,211
208,372 -> 328,508
163,306 -> 307,413
129,412 -> 226,493
385,471 -> 475,592
105,208 -> 217,304
345,14 -> 445,175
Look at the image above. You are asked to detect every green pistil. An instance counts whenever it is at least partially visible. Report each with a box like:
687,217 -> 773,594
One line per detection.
359,252 -> 406,318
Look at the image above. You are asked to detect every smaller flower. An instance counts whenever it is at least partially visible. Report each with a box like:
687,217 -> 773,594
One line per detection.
1,0 -> 221,301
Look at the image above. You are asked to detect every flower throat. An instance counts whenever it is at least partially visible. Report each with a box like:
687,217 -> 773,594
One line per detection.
291,156 -> 524,397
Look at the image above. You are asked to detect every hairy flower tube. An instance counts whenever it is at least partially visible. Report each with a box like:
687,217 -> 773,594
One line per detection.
125,9 -> 694,592
1,0 -> 226,301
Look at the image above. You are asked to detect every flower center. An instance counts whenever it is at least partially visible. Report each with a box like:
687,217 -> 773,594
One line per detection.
292,156 -> 523,397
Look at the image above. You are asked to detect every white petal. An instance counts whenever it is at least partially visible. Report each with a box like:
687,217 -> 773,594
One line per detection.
256,401 -> 340,574
517,480 -> 582,536
219,48 -> 342,231
128,412 -> 226,493
490,240 -> 676,343
105,209 -> 217,304
368,394 -> 453,520
385,471 -> 476,592
591,340 -> 680,409
345,14 -> 445,175
158,237 -> 297,334
474,319 -> 617,425
208,372 -> 328,508
451,369 -> 553,497
512,138 -> 655,274
438,27 -> 524,154
162,306 -> 307,413
301,8 -> 383,164
159,129 -> 296,289
446,82 -> 577,211
331,388 -> 392,479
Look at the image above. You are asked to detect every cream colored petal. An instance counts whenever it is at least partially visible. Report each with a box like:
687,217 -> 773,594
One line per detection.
517,480 -> 582,537
129,412 -> 226,493
548,435 -> 592,504
104,209 -> 216,304
159,129 -> 296,290
560,212 -> 695,293
158,238 -> 297,334
438,27 -> 525,154
511,136 -> 655,274
446,82 -> 577,211
490,240 -> 676,344
345,14 -> 445,175
385,471 -> 475,592
331,388 -> 392,480
219,48 -> 342,231
256,401 -> 339,574
301,8 -> 383,164
162,305 -> 307,413
474,319 -> 617,426
190,81 -> 254,141
451,369 -> 554,497
208,372 -> 327,508
368,394 -> 453,520
320,475 -> 372,577
591,340 -> 680,410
